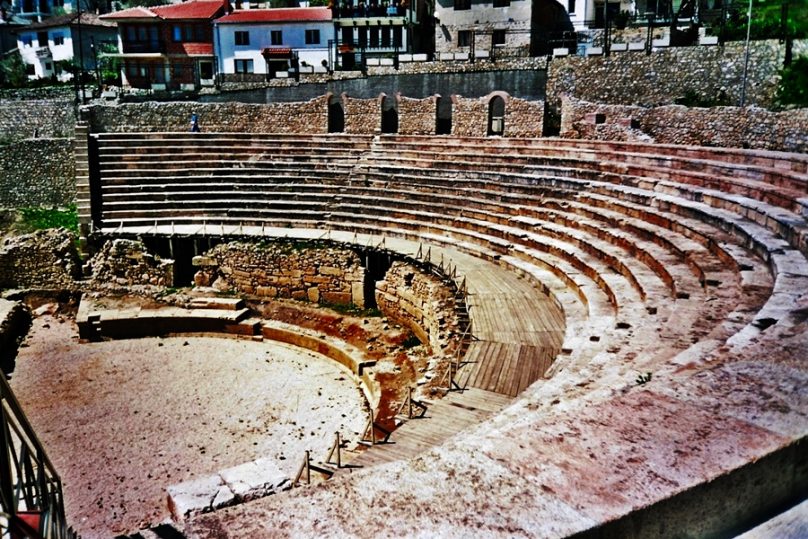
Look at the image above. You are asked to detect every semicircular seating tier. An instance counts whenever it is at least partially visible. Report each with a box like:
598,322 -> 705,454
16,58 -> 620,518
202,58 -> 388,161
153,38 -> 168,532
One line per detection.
83,132 -> 808,537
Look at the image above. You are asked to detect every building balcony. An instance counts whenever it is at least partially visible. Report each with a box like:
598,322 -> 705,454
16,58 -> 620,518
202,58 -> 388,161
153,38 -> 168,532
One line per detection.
34,46 -> 51,58
333,6 -> 414,23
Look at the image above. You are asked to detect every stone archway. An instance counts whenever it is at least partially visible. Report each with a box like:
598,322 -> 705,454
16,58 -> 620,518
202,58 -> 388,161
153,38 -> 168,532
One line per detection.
488,95 -> 506,136
328,94 -> 345,133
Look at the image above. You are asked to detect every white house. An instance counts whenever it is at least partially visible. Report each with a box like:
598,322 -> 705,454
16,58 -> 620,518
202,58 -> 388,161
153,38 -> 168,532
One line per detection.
214,7 -> 333,80
16,12 -> 117,81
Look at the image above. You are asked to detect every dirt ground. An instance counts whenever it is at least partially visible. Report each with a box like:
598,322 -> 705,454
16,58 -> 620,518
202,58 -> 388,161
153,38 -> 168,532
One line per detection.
9,311 -> 370,538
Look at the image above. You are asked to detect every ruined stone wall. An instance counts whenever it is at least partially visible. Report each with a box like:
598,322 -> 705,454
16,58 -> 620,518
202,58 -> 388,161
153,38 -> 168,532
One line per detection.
560,96 -> 808,152
343,96 -> 381,135
451,96 -> 490,137
0,139 -> 75,208
504,97 -> 544,137
546,39 -> 807,111
87,239 -> 174,287
84,96 -> 329,134
397,96 -> 437,136
193,241 -> 366,307
452,95 -> 544,137
374,261 -> 458,352
0,229 -> 80,289
0,99 -> 75,141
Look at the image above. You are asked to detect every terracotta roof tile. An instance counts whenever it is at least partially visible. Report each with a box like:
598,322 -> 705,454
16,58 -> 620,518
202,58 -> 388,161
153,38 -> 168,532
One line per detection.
216,7 -> 331,24
151,0 -> 226,20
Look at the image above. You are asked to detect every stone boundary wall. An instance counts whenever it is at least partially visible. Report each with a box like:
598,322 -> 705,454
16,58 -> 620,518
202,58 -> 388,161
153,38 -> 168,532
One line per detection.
84,97 -> 330,134
0,139 -> 75,208
0,99 -> 76,141
398,95 -> 437,136
452,96 -> 489,137
193,241 -> 366,307
547,39 -> 808,112
0,229 -> 80,289
374,261 -> 458,352
343,96 -> 382,135
560,96 -> 808,152
87,239 -> 174,287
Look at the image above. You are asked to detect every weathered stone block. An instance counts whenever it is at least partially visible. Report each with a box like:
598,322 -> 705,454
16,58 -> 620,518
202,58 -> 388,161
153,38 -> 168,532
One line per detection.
219,458 -> 290,502
167,474 -> 236,522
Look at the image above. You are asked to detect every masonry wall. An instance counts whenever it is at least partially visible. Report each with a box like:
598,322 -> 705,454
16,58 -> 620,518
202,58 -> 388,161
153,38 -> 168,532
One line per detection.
0,139 -> 75,208
398,96 -> 437,135
84,96 -> 330,134
343,96 -> 382,135
87,239 -> 174,287
452,95 -> 544,137
374,261 -> 458,352
546,39 -> 808,112
0,99 -> 76,141
0,229 -> 80,289
560,96 -> 808,153
193,241 -> 366,307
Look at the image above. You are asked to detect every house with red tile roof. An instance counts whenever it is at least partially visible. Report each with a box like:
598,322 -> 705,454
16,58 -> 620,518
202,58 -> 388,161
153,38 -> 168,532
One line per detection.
100,0 -> 228,91
214,7 -> 333,82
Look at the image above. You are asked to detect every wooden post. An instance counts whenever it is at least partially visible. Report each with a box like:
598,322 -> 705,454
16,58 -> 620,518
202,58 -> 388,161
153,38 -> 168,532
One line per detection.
408,387 -> 413,419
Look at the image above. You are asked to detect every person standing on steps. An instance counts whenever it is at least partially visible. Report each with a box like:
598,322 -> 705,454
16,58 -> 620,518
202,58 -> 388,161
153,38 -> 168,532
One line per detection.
190,113 -> 200,133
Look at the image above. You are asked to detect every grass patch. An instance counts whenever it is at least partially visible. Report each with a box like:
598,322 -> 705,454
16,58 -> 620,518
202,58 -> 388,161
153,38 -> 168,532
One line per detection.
16,204 -> 78,234
321,300 -> 382,317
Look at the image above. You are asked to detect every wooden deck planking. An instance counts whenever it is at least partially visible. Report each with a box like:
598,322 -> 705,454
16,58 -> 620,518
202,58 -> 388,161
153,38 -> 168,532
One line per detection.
350,388 -> 513,468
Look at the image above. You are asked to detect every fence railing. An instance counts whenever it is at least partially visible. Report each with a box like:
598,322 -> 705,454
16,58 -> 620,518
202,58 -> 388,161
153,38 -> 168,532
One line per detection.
1,376 -> 78,539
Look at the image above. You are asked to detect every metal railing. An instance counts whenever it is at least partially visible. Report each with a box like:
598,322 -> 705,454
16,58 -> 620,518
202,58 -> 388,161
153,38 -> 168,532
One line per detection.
1,376 -> 77,539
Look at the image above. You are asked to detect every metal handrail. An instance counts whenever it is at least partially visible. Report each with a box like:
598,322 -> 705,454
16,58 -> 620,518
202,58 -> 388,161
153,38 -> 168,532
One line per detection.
1,375 -> 76,539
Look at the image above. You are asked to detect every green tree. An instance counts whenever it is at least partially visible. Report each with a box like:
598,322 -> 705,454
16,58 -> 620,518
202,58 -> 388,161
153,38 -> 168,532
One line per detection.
721,0 -> 808,41
0,50 -> 27,88
776,55 -> 808,106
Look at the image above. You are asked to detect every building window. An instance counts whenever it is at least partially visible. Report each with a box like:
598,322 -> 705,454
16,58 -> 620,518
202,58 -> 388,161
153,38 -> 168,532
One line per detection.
234,59 -> 253,73
305,29 -> 320,45
457,30 -> 471,47
44,62 -> 52,70
270,30 -> 282,45
567,0 -> 575,13
492,29 -> 506,45
493,0 -> 509,5
200,61 -> 213,79
454,0 -> 470,9
234,31 -> 249,46
53,33 -> 64,46
37,32 -> 48,46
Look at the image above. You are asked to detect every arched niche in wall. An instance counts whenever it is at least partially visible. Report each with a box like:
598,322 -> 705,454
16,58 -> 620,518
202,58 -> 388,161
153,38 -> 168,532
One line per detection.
380,93 -> 399,134
487,92 -> 508,137
435,94 -> 452,135
327,92 -> 345,133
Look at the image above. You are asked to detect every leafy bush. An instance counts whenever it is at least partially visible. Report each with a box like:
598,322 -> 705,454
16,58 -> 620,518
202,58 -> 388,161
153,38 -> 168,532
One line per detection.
16,205 -> 79,234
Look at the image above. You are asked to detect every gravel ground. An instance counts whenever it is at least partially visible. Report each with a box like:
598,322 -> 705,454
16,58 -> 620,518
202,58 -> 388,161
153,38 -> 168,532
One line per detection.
10,312 -> 369,538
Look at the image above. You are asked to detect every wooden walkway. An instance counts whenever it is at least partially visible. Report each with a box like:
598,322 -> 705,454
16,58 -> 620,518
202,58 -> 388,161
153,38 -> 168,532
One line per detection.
351,388 -> 514,468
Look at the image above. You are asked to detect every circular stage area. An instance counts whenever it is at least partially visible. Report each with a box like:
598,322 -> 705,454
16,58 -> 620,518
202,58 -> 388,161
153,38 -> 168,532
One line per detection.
10,313 -> 369,538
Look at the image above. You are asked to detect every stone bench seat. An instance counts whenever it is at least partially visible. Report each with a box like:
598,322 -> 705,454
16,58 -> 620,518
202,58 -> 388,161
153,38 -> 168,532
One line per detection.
379,135 -> 808,179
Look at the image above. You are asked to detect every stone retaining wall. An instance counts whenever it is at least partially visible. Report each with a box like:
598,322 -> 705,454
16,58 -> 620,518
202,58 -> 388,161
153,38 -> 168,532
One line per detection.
374,261 -> 458,352
84,97 -> 329,134
547,39 -> 807,112
87,239 -> 174,287
0,229 -> 80,289
0,139 -> 75,208
560,96 -> 808,152
0,99 -> 76,141
193,241 -> 366,307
